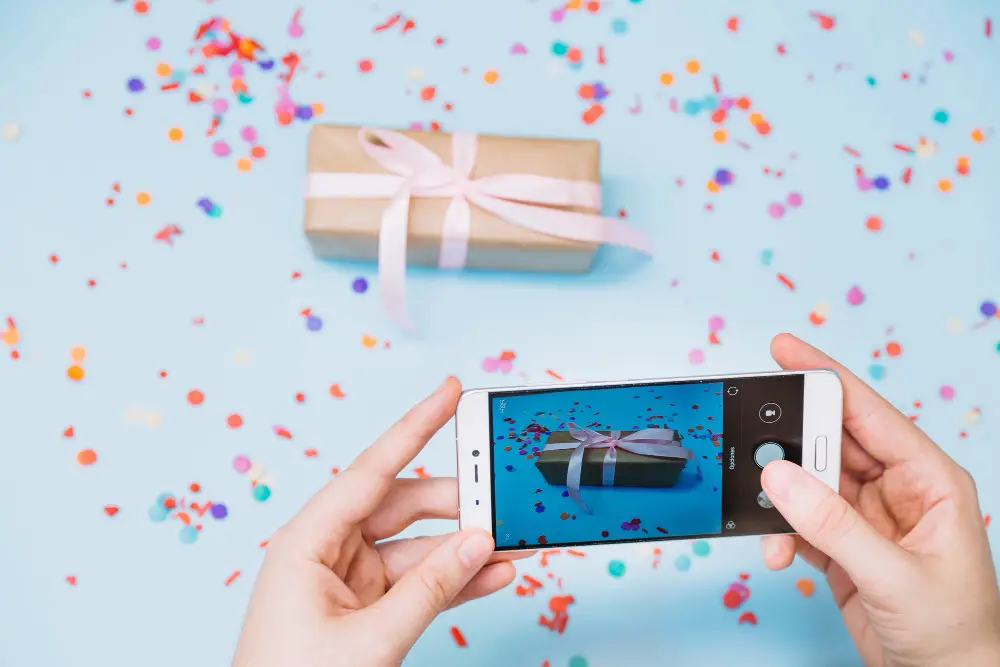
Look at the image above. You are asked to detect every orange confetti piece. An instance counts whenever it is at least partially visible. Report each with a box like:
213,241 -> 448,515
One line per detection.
361,333 -> 377,348
659,71 -> 674,86
796,578 -> 816,597
225,570 -> 242,586
227,413 -> 243,429
67,365 -> 85,381
865,215 -> 883,231
168,127 -> 183,142
63,426 -> 75,438
136,192 -> 151,206
685,59 -> 701,74
175,511 -> 191,525
545,369 -> 564,380
498,350 -> 516,361
77,449 -> 97,466
304,448 -> 318,457
450,626 -> 467,648
329,383 -> 346,398
187,389 -> 205,406
885,341 -> 902,357
566,549 -> 585,557
777,273 -> 796,290
420,85 -> 436,101
938,178 -> 952,193
483,69 -> 500,84
413,466 -> 432,479
582,103 -> 604,125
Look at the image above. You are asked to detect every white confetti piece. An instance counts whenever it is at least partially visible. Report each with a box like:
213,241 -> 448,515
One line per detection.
2,122 -> 20,141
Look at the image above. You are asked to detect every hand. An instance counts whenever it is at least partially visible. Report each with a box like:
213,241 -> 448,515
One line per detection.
760,334 -> 1000,667
233,377 -> 521,667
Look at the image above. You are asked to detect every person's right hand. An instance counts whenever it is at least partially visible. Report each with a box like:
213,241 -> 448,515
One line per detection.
760,334 -> 1000,667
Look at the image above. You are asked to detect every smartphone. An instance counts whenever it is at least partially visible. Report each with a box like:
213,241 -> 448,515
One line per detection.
456,370 -> 842,551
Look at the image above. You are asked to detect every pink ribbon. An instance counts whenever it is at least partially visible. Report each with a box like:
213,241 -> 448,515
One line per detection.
306,128 -> 653,331
542,423 -> 700,514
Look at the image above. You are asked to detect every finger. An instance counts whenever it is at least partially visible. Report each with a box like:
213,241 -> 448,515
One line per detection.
770,333 -> 938,467
378,535 -> 534,585
367,530 -> 494,658
449,562 -> 516,608
351,376 -> 462,480
275,378 -> 461,559
761,534 -> 796,570
362,478 -> 458,541
762,460 -> 908,591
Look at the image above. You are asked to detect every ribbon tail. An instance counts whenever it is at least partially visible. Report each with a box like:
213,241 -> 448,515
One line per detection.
438,195 -> 471,269
602,448 -> 617,487
566,443 -> 591,514
378,185 -> 417,333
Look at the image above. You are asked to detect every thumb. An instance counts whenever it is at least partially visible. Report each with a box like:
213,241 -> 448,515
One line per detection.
370,529 -> 494,655
762,460 -> 905,589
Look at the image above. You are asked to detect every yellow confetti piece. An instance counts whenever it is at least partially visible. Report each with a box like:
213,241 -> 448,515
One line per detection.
712,129 -> 727,143
685,59 -> 701,74
136,192 -> 151,205
168,127 -> 184,142
361,333 -> 378,348
237,158 -> 252,172
70,345 -> 87,362
124,406 -> 164,428
659,72 -> 674,86
937,178 -> 952,193
483,69 -> 500,84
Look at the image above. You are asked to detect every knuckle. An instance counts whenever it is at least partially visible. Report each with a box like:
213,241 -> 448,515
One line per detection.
809,492 -> 855,545
416,569 -> 451,612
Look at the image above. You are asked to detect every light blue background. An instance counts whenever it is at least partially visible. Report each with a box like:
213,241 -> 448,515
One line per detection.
1,1 -> 998,666
492,382 -> 723,548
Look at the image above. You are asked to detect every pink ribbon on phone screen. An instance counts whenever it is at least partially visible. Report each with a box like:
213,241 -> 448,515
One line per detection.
543,423 -> 701,514
305,128 -> 652,332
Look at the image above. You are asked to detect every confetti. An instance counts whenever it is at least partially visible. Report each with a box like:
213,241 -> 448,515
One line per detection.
225,570 -> 242,586
450,626 -> 467,648
846,286 -> 865,306
607,559 -> 626,577
2,122 -> 21,141
796,578 -> 816,597
77,449 -> 97,466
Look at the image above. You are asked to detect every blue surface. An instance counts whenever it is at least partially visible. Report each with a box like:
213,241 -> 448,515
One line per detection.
492,382 -> 723,548
1,1 -> 998,666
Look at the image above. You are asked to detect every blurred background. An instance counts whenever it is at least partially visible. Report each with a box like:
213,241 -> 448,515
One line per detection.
1,1 -> 997,665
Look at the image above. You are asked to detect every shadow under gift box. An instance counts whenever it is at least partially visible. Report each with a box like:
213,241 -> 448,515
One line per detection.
534,430 -> 689,488
304,124 -> 601,272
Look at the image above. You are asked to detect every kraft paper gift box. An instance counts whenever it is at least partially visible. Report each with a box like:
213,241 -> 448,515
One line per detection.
304,124 -> 606,272
535,429 -> 690,489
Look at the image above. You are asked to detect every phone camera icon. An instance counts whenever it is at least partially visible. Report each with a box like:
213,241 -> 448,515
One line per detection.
726,520 -> 736,530
727,386 -> 739,396
759,403 -> 782,423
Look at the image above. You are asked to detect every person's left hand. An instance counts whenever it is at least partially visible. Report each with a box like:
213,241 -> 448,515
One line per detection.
233,377 -> 520,667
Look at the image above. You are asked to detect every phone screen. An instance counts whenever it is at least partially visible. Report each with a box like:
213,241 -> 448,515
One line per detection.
489,375 -> 804,550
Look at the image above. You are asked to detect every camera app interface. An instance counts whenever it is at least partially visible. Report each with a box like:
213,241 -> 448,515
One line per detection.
489,375 -> 804,550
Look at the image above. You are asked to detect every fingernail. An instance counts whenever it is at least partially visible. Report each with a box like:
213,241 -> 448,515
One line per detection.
763,538 -> 781,563
457,532 -> 493,567
762,461 -> 795,501
436,376 -> 456,394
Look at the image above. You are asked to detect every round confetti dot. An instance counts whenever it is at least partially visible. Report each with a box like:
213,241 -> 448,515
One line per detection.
768,202 -> 786,219
67,365 -> 85,381
295,105 -> 314,121
940,385 -> 955,401
148,504 -> 169,522
980,300 -> 997,318
127,77 -> 145,93
146,36 -> 161,50
722,589 -> 742,609
311,102 -> 325,116
168,127 -> 183,142
483,69 -> 500,84
608,559 -> 626,577
873,176 -> 890,190
77,449 -> 97,466
675,554 -> 692,571
136,192 -> 151,206
846,286 -> 865,306
886,341 -> 902,357
155,62 -> 171,77
568,657 -> 589,667
551,40 -> 569,56
358,58 -> 373,72
253,484 -> 272,502
708,316 -> 725,332
187,389 -> 204,406
551,8 -> 566,23
211,99 -> 229,115
688,349 -> 705,365
946,316 -> 965,334
865,215 -> 883,231
713,129 -> 727,143
755,121 -> 772,135
211,503 -> 228,520
706,180 -> 721,193
240,125 -> 257,142
237,158 -> 253,172
866,75 -> 877,87
2,122 -> 20,142
796,578 -> 816,597
211,140 -> 231,157
714,169 -> 733,186
611,18 -> 628,33
233,455 -> 251,474
352,276 -> 369,293
868,363 -> 886,381
306,315 -> 323,332
932,109 -> 949,125
567,47 -> 582,63
683,99 -> 701,115
250,146 -> 266,160
786,192 -> 803,208
685,59 -> 701,74
70,345 -> 87,363
972,128 -> 986,143
227,413 -> 243,429
692,540 -> 710,557
659,72 -> 674,86
178,525 -> 199,544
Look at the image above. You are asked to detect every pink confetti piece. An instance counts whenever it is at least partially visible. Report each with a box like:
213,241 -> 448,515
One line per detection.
846,286 -> 865,306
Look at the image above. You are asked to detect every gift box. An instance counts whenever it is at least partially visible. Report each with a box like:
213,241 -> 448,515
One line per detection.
304,125 -> 651,330
535,428 -> 690,489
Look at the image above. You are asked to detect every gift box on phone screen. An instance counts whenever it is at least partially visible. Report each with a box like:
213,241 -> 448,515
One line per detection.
534,424 -> 702,513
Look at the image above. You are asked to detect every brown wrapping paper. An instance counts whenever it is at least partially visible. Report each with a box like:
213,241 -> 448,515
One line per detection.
534,430 -> 688,488
304,124 -> 600,272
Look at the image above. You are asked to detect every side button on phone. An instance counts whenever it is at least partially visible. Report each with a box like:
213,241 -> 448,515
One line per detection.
815,435 -> 828,471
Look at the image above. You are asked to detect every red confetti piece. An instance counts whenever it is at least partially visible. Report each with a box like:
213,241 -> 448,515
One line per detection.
901,166 -> 912,184
104,505 -> 119,517
225,570 -> 241,586
329,383 -> 346,398
738,611 -> 758,625
450,626 -> 467,648
304,448 -> 318,457
843,145 -> 862,157
726,16 -> 739,32
273,425 -> 293,439
809,12 -> 836,30
65,576 -> 77,586
582,103 -> 604,125
413,466 -> 431,479
777,273 -> 796,290
373,12 -> 401,32
545,369 -> 564,380
63,426 -> 74,438
894,143 -> 914,153
987,17 -> 992,38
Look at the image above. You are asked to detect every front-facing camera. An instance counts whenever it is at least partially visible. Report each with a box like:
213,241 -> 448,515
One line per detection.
472,449 -> 480,457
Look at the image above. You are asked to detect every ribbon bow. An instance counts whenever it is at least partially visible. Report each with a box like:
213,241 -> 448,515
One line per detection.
556,423 -> 701,514
306,128 -> 653,331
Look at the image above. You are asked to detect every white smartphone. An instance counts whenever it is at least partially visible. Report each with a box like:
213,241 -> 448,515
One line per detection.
456,370 -> 842,551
